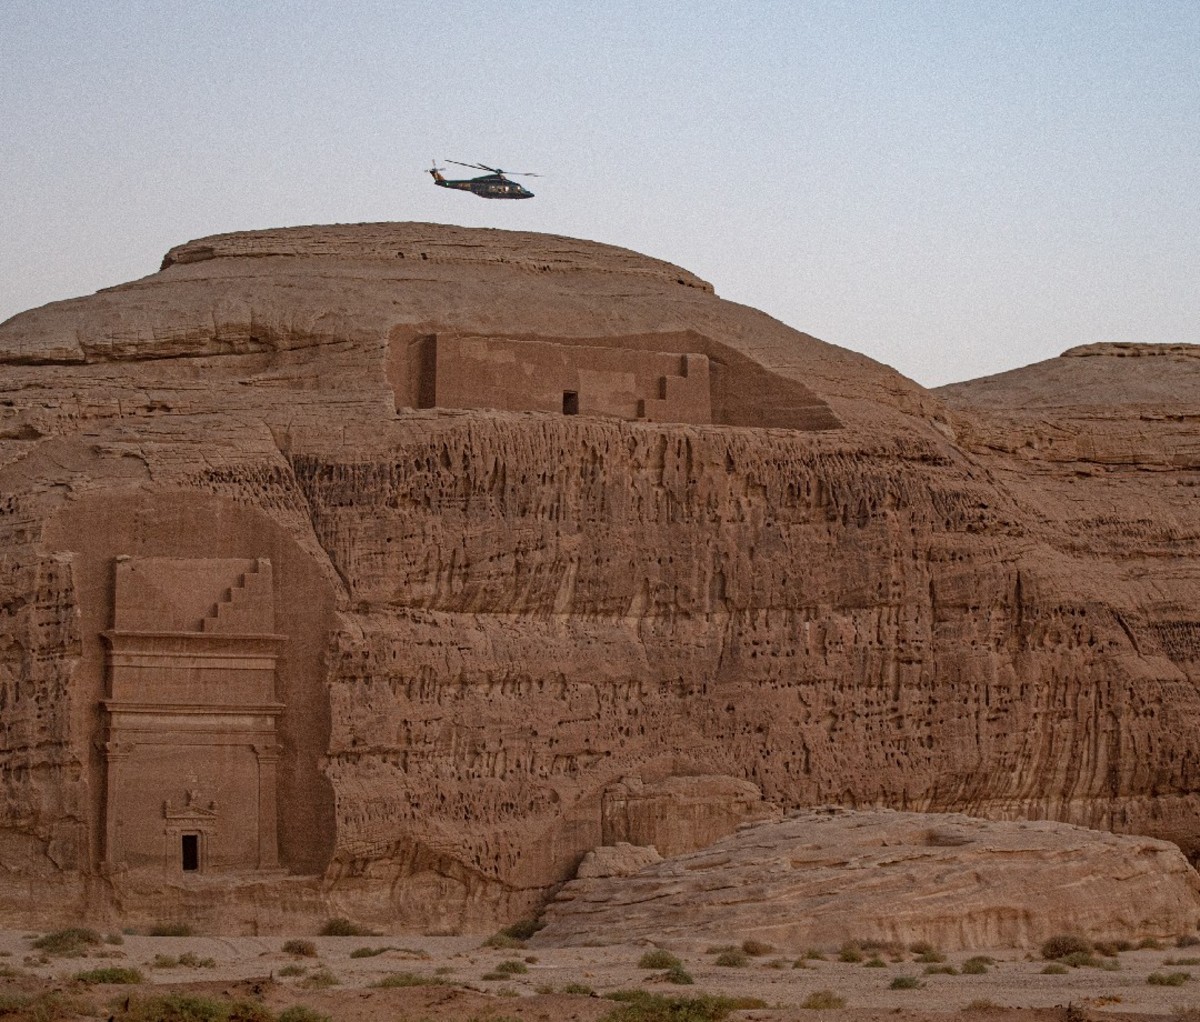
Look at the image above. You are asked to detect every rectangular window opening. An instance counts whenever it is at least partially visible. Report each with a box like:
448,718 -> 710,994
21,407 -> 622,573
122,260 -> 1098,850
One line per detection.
563,391 -> 579,415
181,833 -> 200,872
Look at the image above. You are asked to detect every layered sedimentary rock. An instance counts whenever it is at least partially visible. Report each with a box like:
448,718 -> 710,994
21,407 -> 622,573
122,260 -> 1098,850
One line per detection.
0,223 -> 1198,934
535,809 -> 1200,951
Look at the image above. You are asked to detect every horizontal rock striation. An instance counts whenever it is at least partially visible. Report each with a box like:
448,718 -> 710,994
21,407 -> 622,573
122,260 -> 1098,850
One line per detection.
0,224 -> 1197,933
534,808 -> 1200,951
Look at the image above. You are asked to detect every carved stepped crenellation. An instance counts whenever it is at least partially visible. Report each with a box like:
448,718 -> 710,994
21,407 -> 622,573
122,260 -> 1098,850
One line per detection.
203,558 -> 274,635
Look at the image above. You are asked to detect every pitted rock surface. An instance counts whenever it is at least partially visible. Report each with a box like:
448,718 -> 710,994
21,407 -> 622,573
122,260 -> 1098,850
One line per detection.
0,223 -> 1198,934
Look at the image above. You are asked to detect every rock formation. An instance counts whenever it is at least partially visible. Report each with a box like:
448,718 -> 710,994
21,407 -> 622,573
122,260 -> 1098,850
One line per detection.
534,808 -> 1200,950
0,223 -> 1198,934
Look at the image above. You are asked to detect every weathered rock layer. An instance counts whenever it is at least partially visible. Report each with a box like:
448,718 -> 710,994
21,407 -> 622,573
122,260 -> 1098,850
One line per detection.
0,224 -> 1198,933
535,809 -> 1200,951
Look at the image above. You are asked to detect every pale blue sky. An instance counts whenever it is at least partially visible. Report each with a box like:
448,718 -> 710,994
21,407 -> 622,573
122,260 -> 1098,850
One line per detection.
2,1 -> 1197,386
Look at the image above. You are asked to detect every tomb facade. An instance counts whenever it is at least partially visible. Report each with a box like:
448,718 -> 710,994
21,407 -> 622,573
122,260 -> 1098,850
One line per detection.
101,557 -> 284,874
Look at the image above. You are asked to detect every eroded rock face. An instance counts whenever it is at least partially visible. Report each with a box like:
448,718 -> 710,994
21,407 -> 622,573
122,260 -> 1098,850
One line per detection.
0,224 -> 1198,933
535,809 -> 1200,951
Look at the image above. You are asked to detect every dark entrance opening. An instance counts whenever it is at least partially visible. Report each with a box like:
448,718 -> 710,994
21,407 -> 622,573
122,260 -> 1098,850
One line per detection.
181,834 -> 199,872
563,391 -> 579,415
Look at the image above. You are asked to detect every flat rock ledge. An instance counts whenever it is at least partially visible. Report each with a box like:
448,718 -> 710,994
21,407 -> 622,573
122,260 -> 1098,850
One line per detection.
533,808 -> 1200,952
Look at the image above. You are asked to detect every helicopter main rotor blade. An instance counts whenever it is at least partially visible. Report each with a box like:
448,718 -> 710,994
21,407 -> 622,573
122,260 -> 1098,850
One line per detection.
446,160 -> 542,177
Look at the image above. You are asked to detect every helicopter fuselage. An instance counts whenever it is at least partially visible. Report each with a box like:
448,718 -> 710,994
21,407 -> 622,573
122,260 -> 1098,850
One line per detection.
430,169 -> 533,199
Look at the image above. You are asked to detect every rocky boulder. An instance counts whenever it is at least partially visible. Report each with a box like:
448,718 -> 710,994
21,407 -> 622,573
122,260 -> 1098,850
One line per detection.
535,809 -> 1200,951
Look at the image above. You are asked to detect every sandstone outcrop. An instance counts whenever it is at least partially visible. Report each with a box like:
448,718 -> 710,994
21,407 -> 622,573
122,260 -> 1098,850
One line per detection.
0,223 -> 1198,934
575,842 -> 662,879
535,809 -> 1200,951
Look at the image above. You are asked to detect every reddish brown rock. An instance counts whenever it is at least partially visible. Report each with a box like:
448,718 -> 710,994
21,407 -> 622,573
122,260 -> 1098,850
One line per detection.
534,808 -> 1200,951
0,224 -> 1198,934
575,842 -> 663,880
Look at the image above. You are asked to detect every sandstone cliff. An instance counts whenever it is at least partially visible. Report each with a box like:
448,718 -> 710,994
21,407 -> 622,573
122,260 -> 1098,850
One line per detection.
0,224 -> 1197,934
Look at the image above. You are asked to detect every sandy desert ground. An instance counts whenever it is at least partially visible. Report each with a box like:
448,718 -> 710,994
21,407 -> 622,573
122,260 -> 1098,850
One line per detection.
3,928 -> 1200,1021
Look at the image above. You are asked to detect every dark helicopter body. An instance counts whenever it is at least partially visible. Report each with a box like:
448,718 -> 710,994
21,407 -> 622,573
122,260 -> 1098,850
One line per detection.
429,160 -> 537,199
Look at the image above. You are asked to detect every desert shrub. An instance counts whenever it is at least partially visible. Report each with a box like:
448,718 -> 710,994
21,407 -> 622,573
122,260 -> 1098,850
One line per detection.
10,991 -> 90,1022
1170,959 -> 1200,967
1042,963 -> 1069,975
863,939 -> 903,955
0,964 -> 21,979
1179,936 -> 1200,949
792,958 -> 811,969
73,966 -> 143,985
277,964 -> 306,977
1041,934 -> 1092,960
117,995 -> 271,1022
889,975 -> 923,990
838,942 -> 865,963
961,957 -> 991,975
434,965 -> 454,975
664,965 -> 694,985
152,955 -> 179,968
638,950 -> 682,970
1149,973 -> 1192,987
914,948 -> 946,963
104,933 -> 124,946
963,999 -> 1001,1011
802,948 -> 826,961
495,959 -> 527,975
1139,938 -> 1166,951
316,916 -> 357,935
909,941 -> 935,955
278,1009 -> 332,1022
0,992 -> 33,1014
148,923 -> 194,937
482,933 -> 525,949
765,958 -> 790,969
281,940 -> 317,958
500,919 -> 545,941
318,918 -> 371,937
299,968 -> 338,989
740,939 -> 774,957
602,990 -> 765,1021
178,952 -> 215,968
481,971 -> 507,981
924,964 -> 959,975
1060,951 -> 1102,968
370,971 -> 447,988
864,956 -> 887,968
562,982 -> 595,995
348,946 -> 389,959
713,949 -> 748,968
802,990 -> 846,1010
31,928 -> 101,956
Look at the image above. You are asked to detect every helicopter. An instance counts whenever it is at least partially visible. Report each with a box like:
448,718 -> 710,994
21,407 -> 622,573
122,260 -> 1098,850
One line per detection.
428,160 -> 538,199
